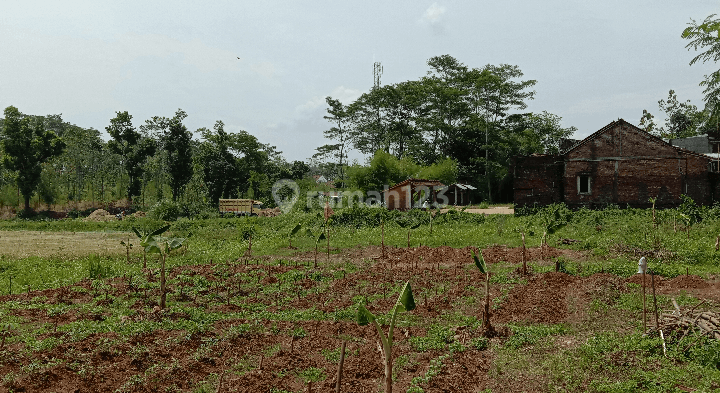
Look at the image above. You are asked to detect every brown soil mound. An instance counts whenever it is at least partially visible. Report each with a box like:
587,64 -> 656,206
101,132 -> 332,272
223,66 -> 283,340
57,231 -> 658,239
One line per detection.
131,211 -> 146,218
626,273 -> 666,286
84,209 -> 116,222
482,245 -> 564,264
495,272 -> 577,323
664,275 -> 710,289
385,245 -> 479,269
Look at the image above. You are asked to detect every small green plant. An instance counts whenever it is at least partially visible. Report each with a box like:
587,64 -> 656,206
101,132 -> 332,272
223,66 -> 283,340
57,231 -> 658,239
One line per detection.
144,231 -> 186,309
473,249 -> 494,336
397,218 -> 421,247
357,280 -> 416,393
132,225 -> 171,269
288,222 -> 302,248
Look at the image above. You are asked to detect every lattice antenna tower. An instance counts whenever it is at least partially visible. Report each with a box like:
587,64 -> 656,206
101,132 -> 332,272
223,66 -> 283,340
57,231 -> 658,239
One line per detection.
373,62 -> 383,90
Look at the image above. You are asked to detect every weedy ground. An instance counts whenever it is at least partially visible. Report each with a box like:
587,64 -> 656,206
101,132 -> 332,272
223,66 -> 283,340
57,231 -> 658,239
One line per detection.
0,204 -> 719,392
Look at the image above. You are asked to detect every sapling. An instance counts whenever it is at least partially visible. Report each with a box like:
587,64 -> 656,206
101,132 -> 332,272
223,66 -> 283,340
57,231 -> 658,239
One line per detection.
397,219 -> 421,248
288,223 -> 302,249
648,197 -> 657,228
472,249 -> 494,336
132,225 -> 171,269
145,234 -> 186,309
357,280 -> 416,393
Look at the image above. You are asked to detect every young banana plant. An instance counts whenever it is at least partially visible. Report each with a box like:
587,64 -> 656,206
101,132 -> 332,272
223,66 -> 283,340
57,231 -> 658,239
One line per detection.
288,223 -> 302,249
473,249 -> 494,336
145,234 -> 186,309
397,219 -> 421,248
132,225 -> 171,269
357,281 -> 416,393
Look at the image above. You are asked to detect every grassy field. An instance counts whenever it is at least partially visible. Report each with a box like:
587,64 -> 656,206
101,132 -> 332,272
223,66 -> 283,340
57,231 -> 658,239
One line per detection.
0,203 -> 719,392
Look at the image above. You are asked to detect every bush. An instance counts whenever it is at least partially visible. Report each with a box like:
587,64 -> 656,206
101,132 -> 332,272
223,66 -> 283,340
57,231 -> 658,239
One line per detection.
148,200 -> 181,221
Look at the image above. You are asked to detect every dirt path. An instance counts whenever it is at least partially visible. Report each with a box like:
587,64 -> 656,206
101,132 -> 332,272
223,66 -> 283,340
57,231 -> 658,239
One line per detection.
441,206 -> 514,215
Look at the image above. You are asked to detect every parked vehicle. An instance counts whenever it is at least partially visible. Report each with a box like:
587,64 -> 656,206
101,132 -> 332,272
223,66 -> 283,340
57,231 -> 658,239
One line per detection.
218,199 -> 263,217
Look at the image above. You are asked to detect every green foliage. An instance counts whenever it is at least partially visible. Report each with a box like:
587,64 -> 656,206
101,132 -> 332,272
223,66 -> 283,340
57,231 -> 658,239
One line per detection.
1,106 -> 66,210
409,324 -> 453,352
682,13 -> 720,112
472,249 -> 486,274
504,324 -> 567,349
148,200 -> 181,221
106,110 -> 156,202
87,256 -> 113,279
347,150 -> 457,193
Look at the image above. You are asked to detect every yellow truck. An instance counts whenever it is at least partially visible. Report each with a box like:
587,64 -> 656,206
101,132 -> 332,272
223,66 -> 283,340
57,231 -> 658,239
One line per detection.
218,199 -> 263,217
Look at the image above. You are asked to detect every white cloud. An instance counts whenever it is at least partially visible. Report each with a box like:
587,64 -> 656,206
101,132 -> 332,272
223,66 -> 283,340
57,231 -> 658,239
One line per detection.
420,3 -> 446,25
250,61 -> 279,79
565,92 -> 658,115
294,85 -> 362,115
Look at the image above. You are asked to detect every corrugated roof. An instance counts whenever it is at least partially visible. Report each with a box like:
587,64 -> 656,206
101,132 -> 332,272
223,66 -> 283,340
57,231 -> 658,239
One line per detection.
386,178 -> 444,191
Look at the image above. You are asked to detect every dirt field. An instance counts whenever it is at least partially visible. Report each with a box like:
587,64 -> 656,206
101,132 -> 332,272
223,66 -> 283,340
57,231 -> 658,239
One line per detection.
441,206 -> 514,215
1,244 -> 718,392
0,230 -> 132,258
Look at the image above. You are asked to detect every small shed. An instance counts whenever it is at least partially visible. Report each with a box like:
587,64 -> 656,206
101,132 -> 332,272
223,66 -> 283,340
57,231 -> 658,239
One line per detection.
441,183 -> 477,206
383,178 -> 445,211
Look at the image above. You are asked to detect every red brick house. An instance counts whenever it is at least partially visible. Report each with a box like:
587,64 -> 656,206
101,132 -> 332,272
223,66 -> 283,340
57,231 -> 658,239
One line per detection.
513,119 -> 719,209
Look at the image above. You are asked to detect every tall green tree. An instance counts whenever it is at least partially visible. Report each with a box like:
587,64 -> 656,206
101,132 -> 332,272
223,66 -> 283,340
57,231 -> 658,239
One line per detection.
322,97 -> 354,187
107,111 -> 156,204
1,106 -> 66,210
141,109 -> 194,201
197,121 -> 240,206
683,14 -> 720,118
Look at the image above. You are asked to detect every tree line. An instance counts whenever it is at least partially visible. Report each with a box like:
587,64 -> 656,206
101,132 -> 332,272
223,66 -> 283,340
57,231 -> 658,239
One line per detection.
0,106 -> 311,214
639,13 -> 720,139
317,55 -> 576,202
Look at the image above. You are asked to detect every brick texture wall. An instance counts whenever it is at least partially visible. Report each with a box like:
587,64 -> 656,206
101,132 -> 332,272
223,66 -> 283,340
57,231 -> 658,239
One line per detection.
513,120 -> 716,209
513,155 -> 563,208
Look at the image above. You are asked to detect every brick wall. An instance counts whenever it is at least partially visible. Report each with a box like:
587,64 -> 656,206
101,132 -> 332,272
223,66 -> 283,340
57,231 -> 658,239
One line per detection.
512,155 -> 562,208
513,120 -> 716,209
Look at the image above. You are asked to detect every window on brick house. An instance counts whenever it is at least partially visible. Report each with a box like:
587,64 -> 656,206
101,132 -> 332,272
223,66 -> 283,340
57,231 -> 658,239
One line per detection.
578,175 -> 591,194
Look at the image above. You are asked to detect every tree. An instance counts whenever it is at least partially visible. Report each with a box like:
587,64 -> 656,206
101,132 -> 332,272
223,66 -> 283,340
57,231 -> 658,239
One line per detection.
1,106 -> 65,210
466,64 -> 537,202
290,160 -> 310,180
106,111 -> 156,204
197,121 -> 240,206
641,90 -> 710,139
141,109 -> 194,201
323,97 -> 354,187
683,14 -> 720,117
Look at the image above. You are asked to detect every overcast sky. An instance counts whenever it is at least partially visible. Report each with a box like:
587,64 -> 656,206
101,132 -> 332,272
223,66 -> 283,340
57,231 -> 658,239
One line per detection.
1,1 -> 718,162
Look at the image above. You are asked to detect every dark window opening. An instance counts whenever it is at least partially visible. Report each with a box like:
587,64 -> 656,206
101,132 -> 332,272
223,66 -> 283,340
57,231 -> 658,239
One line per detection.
579,176 -> 590,194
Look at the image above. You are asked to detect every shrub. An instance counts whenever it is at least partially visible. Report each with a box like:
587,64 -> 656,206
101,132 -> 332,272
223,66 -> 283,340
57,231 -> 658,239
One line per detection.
148,200 -> 180,221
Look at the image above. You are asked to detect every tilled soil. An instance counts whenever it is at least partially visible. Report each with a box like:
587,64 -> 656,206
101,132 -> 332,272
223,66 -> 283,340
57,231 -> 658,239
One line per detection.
1,244 -> 718,392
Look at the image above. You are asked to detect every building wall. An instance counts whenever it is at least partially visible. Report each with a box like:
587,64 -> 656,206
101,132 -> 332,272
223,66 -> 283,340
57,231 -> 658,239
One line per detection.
563,123 -> 714,208
512,155 -> 562,208
669,135 -> 711,154
513,120 -> 716,209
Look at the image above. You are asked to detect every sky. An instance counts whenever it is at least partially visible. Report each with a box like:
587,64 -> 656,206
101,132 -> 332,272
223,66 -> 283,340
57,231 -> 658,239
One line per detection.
1,1 -> 718,163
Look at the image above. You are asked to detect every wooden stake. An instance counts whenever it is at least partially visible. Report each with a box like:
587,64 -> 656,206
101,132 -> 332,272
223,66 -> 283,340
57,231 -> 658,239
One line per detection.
651,271 -> 659,329
521,232 -> 527,275
642,271 -> 647,333
335,340 -> 347,393
381,220 -> 385,258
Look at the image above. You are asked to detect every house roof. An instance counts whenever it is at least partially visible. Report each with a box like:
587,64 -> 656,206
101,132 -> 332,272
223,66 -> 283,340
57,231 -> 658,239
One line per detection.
562,119 -> 711,160
386,178 -> 444,191
439,183 -> 477,191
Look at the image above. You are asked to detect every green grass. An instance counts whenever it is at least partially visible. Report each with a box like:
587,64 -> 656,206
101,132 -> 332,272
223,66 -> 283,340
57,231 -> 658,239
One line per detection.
2,203 -> 720,392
